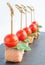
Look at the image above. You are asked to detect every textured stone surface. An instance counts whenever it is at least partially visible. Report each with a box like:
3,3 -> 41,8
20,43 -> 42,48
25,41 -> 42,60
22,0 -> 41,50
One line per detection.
0,32 -> 45,65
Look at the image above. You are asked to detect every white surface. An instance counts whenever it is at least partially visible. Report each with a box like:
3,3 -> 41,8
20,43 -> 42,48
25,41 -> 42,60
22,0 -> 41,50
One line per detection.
0,0 -> 45,44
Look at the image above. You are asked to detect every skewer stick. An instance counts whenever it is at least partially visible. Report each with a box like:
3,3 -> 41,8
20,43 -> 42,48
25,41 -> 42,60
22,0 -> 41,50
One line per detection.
20,12 -> 22,29
7,2 -> 14,34
15,4 -> 25,29
27,6 -> 34,23
15,4 -> 25,13
21,5 -> 28,27
25,12 -> 27,27
33,10 -> 35,21
29,6 -> 35,21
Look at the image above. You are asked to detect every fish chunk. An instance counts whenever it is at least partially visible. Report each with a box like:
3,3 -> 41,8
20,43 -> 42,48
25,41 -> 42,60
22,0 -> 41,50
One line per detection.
5,47 -> 24,62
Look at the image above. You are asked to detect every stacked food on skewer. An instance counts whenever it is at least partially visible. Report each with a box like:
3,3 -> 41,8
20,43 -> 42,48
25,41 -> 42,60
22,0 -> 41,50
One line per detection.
27,6 -> 42,39
20,5 -> 34,44
15,4 -> 29,46
15,4 -> 31,52
4,3 -> 31,63
4,3 -> 42,63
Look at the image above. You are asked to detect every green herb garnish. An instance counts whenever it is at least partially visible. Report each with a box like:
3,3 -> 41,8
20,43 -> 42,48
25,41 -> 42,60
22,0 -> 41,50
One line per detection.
17,43 -> 31,51
30,33 -> 36,37
38,25 -> 42,28
36,29 -> 39,32
24,37 -> 30,43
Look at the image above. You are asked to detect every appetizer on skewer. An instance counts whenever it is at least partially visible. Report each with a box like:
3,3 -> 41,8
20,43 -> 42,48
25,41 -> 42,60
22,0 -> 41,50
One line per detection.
15,4 -> 30,46
27,6 -> 42,39
4,3 -> 42,63
32,21 -> 42,38
4,3 -> 30,63
29,23 -> 38,39
21,5 -> 34,44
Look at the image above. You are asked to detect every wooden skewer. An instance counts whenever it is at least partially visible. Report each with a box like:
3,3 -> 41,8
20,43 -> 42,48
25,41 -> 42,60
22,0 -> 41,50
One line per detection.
27,6 -> 34,11
29,6 -> 35,21
20,12 -> 22,29
33,9 -> 35,21
21,5 -> 27,11
25,12 -> 27,27
21,5 -> 27,27
31,6 -> 35,21
7,2 -> 14,34
27,6 -> 35,23
15,4 -> 21,8
15,4 -> 25,29
15,4 -> 25,13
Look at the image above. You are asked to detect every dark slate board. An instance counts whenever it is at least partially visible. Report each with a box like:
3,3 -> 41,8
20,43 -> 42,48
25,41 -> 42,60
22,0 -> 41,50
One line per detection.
0,32 -> 45,65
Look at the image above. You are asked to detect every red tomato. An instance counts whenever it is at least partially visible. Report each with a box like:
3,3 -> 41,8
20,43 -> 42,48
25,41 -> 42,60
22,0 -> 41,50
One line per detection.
4,34 -> 19,47
16,30 -> 27,41
32,21 -> 38,26
23,27 -> 32,35
29,24 -> 37,33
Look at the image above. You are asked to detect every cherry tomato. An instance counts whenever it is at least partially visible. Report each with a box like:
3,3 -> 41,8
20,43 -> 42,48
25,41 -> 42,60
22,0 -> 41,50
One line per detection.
32,21 -> 38,26
23,27 -> 32,35
4,34 -> 19,47
29,24 -> 37,33
16,30 -> 27,41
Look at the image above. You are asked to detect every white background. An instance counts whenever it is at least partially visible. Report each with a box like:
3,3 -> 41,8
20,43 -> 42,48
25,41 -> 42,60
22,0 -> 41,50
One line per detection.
0,0 -> 45,44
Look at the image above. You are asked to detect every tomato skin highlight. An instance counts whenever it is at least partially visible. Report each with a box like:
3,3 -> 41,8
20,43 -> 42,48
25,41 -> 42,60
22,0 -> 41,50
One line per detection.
23,27 -> 32,35
32,21 -> 38,26
29,24 -> 37,33
4,34 -> 19,47
16,30 -> 27,41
